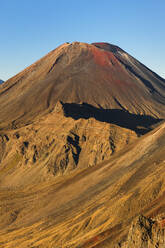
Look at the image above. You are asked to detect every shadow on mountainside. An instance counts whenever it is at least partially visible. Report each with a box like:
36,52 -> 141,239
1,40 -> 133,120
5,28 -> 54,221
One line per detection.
61,102 -> 162,135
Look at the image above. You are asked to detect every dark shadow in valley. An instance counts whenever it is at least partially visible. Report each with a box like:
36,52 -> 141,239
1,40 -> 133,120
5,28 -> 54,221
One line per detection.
61,102 -> 162,135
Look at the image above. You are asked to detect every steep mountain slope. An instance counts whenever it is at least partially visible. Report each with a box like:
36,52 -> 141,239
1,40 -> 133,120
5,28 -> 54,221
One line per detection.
0,42 -> 165,248
0,79 -> 4,84
0,41 -> 164,177
0,121 -> 164,248
0,42 -> 164,129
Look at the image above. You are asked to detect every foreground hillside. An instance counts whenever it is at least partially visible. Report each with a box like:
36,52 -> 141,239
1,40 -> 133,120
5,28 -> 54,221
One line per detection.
0,121 -> 164,248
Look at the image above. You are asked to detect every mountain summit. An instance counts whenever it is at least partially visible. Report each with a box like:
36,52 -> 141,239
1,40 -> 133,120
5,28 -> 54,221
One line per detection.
0,42 -> 165,129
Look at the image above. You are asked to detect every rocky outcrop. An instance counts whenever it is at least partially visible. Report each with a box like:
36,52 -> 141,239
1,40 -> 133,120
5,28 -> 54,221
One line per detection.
0,107 -> 137,187
120,215 -> 165,248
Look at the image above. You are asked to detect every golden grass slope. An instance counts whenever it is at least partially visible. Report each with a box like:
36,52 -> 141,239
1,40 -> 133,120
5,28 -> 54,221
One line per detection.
0,121 -> 164,248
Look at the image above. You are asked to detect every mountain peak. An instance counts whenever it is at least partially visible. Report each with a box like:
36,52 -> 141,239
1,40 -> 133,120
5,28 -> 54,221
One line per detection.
0,41 -> 164,129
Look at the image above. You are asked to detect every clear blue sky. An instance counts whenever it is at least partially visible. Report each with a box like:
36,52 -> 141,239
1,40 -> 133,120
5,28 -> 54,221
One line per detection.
0,0 -> 165,80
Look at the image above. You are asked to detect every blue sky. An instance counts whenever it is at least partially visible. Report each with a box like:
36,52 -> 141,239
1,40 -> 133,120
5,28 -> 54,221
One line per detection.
0,0 -> 165,80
